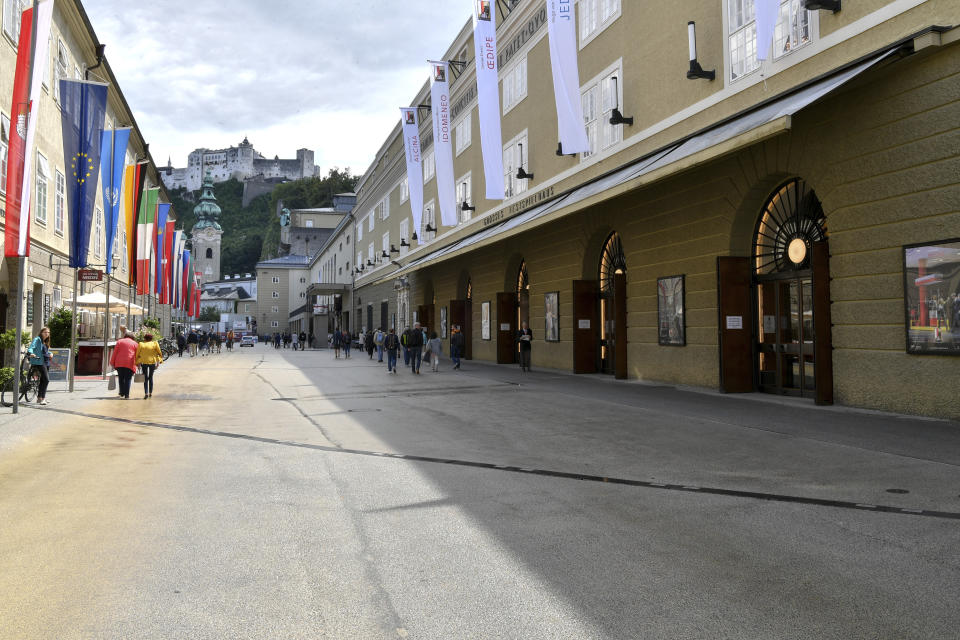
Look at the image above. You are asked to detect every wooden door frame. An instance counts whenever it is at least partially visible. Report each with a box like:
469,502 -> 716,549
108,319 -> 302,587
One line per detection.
573,280 -> 600,374
496,292 -> 516,364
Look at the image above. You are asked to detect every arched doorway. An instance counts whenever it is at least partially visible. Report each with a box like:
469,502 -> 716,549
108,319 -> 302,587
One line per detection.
496,261 -> 527,364
599,232 -> 627,377
449,276 -> 473,360
417,281 -> 436,335
517,261 -> 530,333
752,178 -> 831,399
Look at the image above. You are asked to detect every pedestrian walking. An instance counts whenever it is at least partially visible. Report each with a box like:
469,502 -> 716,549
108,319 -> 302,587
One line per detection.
299,331 -> 307,351
226,329 -> 235,351
199,331 -> 209,356
136,332 -> 163,399
332,328 -> 342,358
187,329 -> 199,357
426,331 -> 443,372
308,332 -> 314,349
291,332 -> 299,350
343,330 -> 352,358
384,327 -> 400,373
176,332 -> 186,357
450,324 -> 464,370
365,330 -> 375,359
110,330 -> 139,399
408,322 -> 424,374
517,321 -> 533,372
27,327 -> 52,405
401,327 -> 411,367
374,327 -> 385,362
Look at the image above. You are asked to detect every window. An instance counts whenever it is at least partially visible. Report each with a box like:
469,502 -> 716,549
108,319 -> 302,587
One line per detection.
376,197 -> 389,221
53,287 -> 61,309
367,242 -> 374,263
35,152 -> 49,225
272,305 -> 279,313
1,113 -> 9,198
94,208 -> 102,256
305,220 -> 313,228
3,0 -> 27,44
423,147 -> 435,182
346,234 -> 350,244
54,170 -> 64,235
54,39 -> 68,102
399,219 -> 409,255
272,276 -> 280,284
501,55 -> 527,114
205,248 -> 213,259
457,172 -> 473,223
727,0 -> 815,82
272,291 -> 280,298
300,277 -> 306,283
503,131 -> 529,198
455,111 -> 472,155
581,63 -> 623,159
300,292 -> 306,299
578,0 -> 620,48
382,231 -> 390,257
421,200 -> 436,242
400,177 -> 409,203
245,304 -> 251,312
271,321 -> 279,328
367,214 -> 374,232
357,252 -> 362,269
357,222 -> 363,242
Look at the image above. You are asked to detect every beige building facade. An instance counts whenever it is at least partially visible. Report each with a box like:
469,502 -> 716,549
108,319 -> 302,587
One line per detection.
351,0 -> 959,419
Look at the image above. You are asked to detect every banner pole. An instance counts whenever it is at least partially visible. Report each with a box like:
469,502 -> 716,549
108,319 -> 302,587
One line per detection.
102,272 -> 110,379
68,267 -> 78,392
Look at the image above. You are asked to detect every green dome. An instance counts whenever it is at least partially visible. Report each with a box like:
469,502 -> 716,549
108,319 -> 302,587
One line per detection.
193,173 -> 222,232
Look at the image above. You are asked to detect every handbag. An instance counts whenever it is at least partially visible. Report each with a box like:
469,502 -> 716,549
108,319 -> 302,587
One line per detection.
134,371 -> 145,383
107,372 -> 117,390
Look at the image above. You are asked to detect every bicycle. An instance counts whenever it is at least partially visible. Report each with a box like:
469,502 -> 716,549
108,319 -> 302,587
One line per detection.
1,354 -> 41,407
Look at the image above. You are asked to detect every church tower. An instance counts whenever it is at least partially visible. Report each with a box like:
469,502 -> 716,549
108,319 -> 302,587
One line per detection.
191,173 -> 223,284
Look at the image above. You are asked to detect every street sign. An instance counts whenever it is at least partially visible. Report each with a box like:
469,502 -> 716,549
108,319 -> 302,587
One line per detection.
78,269 -> 103,282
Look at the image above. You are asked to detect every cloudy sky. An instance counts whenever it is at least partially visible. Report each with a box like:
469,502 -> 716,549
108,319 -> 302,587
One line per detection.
81,0 -> 472,177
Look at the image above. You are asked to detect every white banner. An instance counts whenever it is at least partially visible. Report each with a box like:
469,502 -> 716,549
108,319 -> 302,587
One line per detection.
429,61 -> 458,226
400,107 -> 425,236
547,0 -> 589,154
472,0 -> 504,200
18,0 -> 55,255
755,0 -> 778,61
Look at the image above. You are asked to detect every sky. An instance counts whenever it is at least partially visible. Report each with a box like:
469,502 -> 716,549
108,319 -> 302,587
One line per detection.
81,0 -> 472,177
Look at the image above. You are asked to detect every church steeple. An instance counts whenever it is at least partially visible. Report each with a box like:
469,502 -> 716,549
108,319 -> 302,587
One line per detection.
192,172 -> 222,232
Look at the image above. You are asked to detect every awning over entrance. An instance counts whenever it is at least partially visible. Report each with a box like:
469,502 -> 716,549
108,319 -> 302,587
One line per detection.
385,47 -> 899,281
305,282 -> 351,297
66,292 -> 146,315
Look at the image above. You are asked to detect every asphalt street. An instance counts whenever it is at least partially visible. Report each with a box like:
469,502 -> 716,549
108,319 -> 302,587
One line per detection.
0,345 -> 957,639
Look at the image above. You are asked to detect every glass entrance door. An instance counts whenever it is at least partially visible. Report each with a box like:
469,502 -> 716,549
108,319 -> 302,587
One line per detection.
757,275 -> 816,396
600,295 -> 615,374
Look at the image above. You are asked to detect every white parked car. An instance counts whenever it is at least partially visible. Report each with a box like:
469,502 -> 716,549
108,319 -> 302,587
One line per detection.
240,335 -> 257,347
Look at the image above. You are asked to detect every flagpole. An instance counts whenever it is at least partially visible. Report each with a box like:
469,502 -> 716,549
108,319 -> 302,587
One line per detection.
11,0 -> 40,414
102,272 -> 110,378
101,129 -> 114,379
68,268 -> 78,392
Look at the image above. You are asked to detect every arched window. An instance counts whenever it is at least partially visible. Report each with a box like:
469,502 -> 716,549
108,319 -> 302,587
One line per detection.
205,247 -> 213,259
516,261 -> 529,294
599,232 -> 626,295
754,179 -> 826,275
466,278 -> 472,301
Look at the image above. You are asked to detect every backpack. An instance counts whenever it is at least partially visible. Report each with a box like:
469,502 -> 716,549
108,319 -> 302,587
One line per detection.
385,334 -> 399,350
400,331 -> 409,346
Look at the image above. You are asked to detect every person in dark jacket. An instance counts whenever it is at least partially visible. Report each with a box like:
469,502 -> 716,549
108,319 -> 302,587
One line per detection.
384,328 -> 400,373
187,330 -> 199,357
407,322 -> 424,374
517,321 -> 533,372
332,328 -> 342,358
176,332 -> 186,357
299,331 -> 307,351
364,330 -> 375,359
450,325 -> 465,370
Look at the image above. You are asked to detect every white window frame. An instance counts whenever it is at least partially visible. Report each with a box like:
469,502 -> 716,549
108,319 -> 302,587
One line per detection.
422,147 -> 435,183
357,221 -> 363,242
367,242 -> 375,264
503,130 -> 529,199
272,276 -> 280,284
54,169 -> 64,235
421,199 -> 436,243
357,251 -> 362,270
578,0 -> 621,50
457,171 -> 473,224
0,113 -> 9,198
3,0 -> 27,44
271,321 -> 279,328
399,176 -> 409,203
272,291 -> 280,298
580,59 -> 623,161
53,286 -> 61,309
367,213 -> 374,232
271,305 -> 279,313
382,231 -> 390,257
35,152 -> 49,226
399,219 -> 409,256
54,39 -> 68,103
725,0 -> 819,84
376,196 -> 389,221
455,110 -> 472,156
501,54 -> 527,115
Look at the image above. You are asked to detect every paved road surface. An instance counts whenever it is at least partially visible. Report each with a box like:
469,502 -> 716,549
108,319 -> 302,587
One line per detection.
0,346 -> 957,639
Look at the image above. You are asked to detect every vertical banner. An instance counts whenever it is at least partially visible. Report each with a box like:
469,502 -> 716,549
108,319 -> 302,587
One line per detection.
154,202 -> 170,295
755,0 -> 779,61
547,0 -> 590,154
100,128 -> 131,273
4,0 -> 54,257
60,79 -> 109,268
181,248 -> 191,312
472,0 -> 504,200
429,61 -> 458,226
172,231 -> 185,308
123,162 -> 147,286
162,219 -> 175,303
136,187 -> 159,294
400,107 -> 424,235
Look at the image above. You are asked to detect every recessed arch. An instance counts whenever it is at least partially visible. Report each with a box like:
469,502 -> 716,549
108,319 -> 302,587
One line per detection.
753,178 -> 826,275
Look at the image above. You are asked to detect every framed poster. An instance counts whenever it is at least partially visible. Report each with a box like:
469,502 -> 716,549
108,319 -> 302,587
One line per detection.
441,306 -> 448,338
481,301 -> 491,340
657,275 -> 686,346
903,238 -> 960,355
544,291 -> 559,342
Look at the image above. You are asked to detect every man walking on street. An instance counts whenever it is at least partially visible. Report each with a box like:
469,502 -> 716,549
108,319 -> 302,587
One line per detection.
374,327 -> 385,362
450,324 -> 464,370
408,322 -> 424,374
384,328 -> 400,373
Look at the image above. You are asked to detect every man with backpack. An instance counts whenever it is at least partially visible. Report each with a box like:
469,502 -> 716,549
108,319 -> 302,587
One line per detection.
384,328 -> 400,373
407,322 -> 424,374
374,327 -> 385,362
401,327 -> 411,367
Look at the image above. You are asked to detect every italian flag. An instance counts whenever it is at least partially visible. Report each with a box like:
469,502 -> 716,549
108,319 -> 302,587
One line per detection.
136,187 -> 159,294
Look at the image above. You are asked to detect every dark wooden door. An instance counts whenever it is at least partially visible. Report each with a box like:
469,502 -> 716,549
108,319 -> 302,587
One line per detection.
465,300 -> 473,359
614,272 -> 628,379
450,299 -> 465,355
811,240 -> 834,405
717,256 -> 753,393
573,280 -> 599,374
380,302 -> 388,331
496,292 -> 516,364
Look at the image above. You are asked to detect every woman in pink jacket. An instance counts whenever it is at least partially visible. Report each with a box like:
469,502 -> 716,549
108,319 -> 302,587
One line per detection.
109,333 -> 139,399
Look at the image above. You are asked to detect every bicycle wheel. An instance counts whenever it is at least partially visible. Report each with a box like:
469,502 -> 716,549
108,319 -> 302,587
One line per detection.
0,377 -> 13,407
22,370 -> 39,403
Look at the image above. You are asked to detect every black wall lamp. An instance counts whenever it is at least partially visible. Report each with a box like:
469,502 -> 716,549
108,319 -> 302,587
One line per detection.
607,76 -> 633,126
556,142 -> 576,157
411,231 -> 419,241
802,0 -> 840,11
400,238 -> 410,247
390,244 -> 400,254
381,250 -> 389,258
367,259 -> 374,267
516,143 -> 534,180
424,223 -> 437,233
461,181 -> 476,212
686,21 -> 716,81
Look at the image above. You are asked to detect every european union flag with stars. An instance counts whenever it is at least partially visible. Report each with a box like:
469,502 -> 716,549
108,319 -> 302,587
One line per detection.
59,79 -> 108,268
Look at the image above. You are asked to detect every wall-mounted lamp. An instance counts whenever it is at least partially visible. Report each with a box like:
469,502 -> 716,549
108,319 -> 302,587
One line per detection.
461,201 -> 476,212
802,0 -> 840,11
686,22 -> 716,81
607,76 -> 633,126
556,142 -> 576,157
390,244 -> 400,254
516,143 -> 534,180
367,260 -> 374,267
381,250 -> 389,259
411,231 -> 419,241
400,238 -> 410,247
424,223 -> 437,233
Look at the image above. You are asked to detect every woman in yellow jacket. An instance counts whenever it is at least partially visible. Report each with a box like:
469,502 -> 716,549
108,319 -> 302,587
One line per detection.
135,333 -> 163,399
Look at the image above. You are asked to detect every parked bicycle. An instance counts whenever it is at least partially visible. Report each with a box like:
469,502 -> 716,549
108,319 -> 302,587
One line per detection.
159,338 -> 177,359
1,353 -> 41,407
